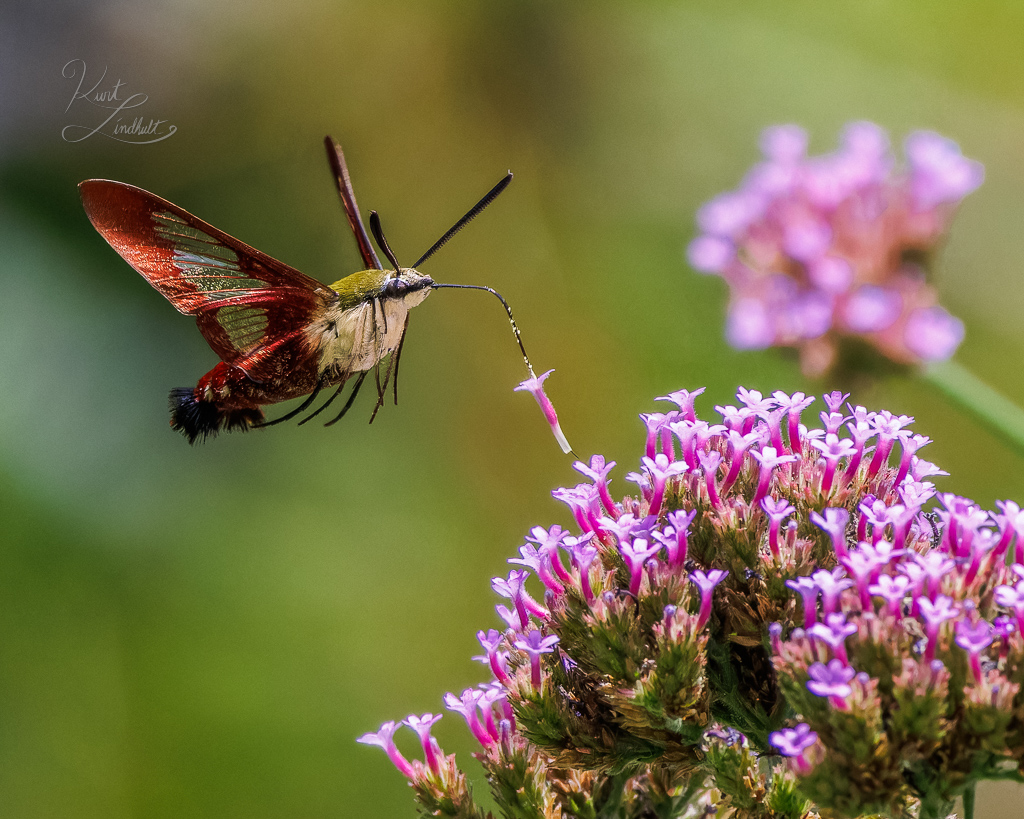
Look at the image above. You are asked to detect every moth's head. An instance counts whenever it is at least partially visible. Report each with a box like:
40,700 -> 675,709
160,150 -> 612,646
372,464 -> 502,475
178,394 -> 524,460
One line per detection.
384,268 -> 434,299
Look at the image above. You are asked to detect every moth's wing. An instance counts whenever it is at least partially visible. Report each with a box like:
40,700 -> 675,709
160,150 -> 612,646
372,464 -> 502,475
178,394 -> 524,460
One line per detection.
80,179 -> 333,380
192,294 -> 323,383
324,136 -> 382,270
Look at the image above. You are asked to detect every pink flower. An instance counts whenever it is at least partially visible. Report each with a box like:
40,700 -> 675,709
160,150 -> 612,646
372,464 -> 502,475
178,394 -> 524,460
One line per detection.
514,369 -> 573,453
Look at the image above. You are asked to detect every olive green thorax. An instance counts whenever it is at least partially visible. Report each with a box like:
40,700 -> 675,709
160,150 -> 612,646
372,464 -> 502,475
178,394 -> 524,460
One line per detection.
328,269 -> 391,308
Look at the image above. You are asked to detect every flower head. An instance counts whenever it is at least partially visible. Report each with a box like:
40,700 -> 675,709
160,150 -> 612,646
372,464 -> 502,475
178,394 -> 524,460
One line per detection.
770,722 -> 819,774
357,721 -> 415,778
806,659 -> 856,707
514,369 -> 573,453
687,123 -> 980,376
364,385 -> 1024,819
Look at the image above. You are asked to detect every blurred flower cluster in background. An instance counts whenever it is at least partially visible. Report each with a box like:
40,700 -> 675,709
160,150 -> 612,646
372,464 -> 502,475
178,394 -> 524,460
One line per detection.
688,122 -> 982,377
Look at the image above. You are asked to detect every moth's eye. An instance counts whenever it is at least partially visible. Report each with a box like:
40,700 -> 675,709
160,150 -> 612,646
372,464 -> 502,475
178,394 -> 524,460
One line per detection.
384,278 -> 404,298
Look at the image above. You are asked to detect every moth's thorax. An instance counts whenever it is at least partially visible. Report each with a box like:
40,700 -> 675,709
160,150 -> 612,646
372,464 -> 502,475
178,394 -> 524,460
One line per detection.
308,268 -> 433,375
326,267 -> 432,307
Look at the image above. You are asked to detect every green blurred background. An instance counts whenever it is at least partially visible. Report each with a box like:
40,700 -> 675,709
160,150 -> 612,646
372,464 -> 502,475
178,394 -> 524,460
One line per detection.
3,1 -> 1024,816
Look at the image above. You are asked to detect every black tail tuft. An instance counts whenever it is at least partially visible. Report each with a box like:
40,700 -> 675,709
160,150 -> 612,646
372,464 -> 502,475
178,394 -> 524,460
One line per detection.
168,388 -> 264,445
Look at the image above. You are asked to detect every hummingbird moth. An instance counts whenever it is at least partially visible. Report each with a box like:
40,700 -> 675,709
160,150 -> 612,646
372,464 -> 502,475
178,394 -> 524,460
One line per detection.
81,136 -> 536,444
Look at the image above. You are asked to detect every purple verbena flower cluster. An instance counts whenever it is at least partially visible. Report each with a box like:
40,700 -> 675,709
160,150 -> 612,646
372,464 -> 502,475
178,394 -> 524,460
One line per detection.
687,123 -> 982,376
361,386 -> 1024,819
770,491 -> 1024,816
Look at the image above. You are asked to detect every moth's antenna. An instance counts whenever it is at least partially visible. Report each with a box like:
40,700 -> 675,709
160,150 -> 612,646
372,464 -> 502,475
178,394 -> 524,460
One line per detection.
431,282 -> 534,377
369,211 -> 403,271
413,172 -> 512,269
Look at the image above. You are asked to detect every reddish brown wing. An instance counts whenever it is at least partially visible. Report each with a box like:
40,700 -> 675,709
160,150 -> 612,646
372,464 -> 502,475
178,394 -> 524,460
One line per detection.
80,179 -> 333,381
324,136 -> 382,271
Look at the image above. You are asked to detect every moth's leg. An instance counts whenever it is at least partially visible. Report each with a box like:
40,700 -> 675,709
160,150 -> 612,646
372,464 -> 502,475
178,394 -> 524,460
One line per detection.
370,297 -> 392,406
297,372 -> 351,426
390,314 -> 410,407
373,359 -> 384,406
324,370 -> 369,427
369,340 -> 400,423
256,374 -> 328,427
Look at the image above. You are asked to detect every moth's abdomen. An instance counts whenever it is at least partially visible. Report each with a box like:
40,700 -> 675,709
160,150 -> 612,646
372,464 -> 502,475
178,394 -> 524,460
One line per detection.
169,357 -> 325,443
169,366 -> 269,443
168,387 -> 263,444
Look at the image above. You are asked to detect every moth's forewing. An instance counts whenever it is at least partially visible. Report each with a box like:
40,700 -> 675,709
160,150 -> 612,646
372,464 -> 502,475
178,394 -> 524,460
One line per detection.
80,180 -> 333,380
324,136 -> 382,271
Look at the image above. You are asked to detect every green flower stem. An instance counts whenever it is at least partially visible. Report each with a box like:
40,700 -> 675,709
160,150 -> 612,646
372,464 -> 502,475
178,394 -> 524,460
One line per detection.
962,783 -> 975,819
923,360 -> 1024,454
